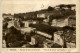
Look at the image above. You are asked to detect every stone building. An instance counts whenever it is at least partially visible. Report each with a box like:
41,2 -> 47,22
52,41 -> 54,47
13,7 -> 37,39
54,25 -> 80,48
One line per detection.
54,31 -> 64,47
51,15 -> 76,27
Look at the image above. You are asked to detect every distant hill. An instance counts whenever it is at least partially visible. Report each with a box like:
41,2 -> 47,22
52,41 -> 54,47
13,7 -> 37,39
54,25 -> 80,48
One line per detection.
13,4 -> 76,20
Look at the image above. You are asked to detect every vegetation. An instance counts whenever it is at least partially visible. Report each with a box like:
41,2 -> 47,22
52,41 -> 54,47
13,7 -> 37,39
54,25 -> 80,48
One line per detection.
5,26 -> 24,47
3,22 -> 8,30
3,4 -> 76,48
47,6 -> 54,11
63,26 -> 75,48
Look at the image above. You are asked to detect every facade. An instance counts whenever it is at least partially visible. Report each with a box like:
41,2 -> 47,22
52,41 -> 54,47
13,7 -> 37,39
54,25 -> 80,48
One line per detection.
51,15 -> 76,27
54,31 -> 64,47
51,18 -> 68,27
22,21 -> 29,27
2,40 -> 6,48
30,35 -> 38,45
37,13 -> 45,18
22,21 -> 37,27
30,34 -> 46,47
37,11 -> 53,19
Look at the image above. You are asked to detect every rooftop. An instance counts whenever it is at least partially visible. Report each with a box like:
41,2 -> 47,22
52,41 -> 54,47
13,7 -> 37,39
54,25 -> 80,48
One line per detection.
29,24 -> 63,35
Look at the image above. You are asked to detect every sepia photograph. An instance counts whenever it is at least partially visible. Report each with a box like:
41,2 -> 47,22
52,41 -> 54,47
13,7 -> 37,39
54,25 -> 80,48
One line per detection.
2,0 -> 76,48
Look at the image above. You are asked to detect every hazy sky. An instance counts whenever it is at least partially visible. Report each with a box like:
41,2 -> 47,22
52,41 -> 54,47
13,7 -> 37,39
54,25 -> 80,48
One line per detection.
1,0 -> 76,14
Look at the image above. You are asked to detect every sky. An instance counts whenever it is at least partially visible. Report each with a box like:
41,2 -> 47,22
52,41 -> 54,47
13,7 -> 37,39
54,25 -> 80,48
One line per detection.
1,0 -> 76,14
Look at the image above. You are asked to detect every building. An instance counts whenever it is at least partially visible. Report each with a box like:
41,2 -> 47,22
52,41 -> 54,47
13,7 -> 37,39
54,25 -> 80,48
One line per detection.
20,27 -> 36,34
37,11 -> 54,19
55,4 -> 76,10
2,40 -> 6,48
29,35 -> 39,45
37,13 -> 45,18
54,31 -> 64,47
30,34 -> 46,48
29,24 -> 59,40
20,27 -> 36,42
71,6 -> 76,11
2,14 -> 13,20
51,15 -> 76,27
43,39 -> 63,48
22,21 -> 29,27
51,18 -> 68,27
30,24 -> 64,41
66,42 -> 76,48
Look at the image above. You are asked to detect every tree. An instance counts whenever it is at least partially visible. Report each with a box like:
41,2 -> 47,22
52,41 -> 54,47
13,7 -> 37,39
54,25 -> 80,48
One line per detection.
5,26 -> 24,47
63,26 -> 75,48
52,43 -> 62,48
48,15 -> 54,25
3,22 -> 8,30
19,20 -> 24,27
67,5 -> 71,9
47,6 -> 54,11
59,5 -> 65,9
4,18 -> 12,22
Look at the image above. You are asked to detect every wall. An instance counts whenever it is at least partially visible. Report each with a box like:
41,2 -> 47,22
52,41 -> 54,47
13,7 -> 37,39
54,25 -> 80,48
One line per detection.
31,36 -> 37,45
37,13 -> 45,18
54,32 -> 64,46
37,12 -> 53,18
51,18 -> 68,27
23,21 -> 29,27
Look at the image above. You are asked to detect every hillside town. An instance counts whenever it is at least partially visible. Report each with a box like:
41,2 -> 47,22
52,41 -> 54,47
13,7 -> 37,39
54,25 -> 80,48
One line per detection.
2,4 -> 76,48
